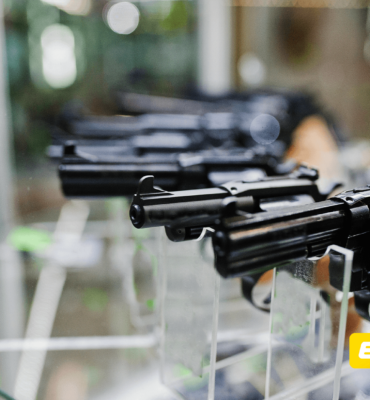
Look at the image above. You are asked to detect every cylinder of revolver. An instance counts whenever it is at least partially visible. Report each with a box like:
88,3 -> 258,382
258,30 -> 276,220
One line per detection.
212,200 -> 348,279
212,186 -> 370,320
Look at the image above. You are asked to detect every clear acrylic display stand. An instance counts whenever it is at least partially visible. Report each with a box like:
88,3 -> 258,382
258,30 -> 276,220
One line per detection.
158,237 -> 370,400
265,246 -> 354,400
110,198 -> 160,330
159,234 -> 270,400
159,235 -> 217,399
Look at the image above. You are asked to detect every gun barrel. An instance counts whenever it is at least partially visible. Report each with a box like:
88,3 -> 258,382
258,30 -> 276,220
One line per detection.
213,200 -> 348,278
59,163 -> 193,197
130,189 -> 255,229
66,114 -> 203,137
50,131 -> 206,163
130,169 -> 323,233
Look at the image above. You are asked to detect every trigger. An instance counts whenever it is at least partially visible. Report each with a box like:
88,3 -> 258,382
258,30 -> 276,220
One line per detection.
241,273 -> 271,313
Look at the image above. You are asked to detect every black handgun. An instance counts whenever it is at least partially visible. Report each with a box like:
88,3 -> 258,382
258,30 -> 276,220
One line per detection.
57,101 -> 245,144
49,112 -> 218,160
59,144 -> 291,198
48,127 -> 210,161
50,110 -> 264,164
129,165 -> 335,242
211,185 -> 370,320
56,88 -> 338,149
60,112 -> 203,138
116,90 -> 326,149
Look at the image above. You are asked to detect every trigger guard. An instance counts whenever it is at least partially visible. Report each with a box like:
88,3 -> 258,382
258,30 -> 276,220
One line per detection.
241,273 -> 271,313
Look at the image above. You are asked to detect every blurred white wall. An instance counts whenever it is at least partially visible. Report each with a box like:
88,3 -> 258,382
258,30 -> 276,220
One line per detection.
197,0 -> 233,95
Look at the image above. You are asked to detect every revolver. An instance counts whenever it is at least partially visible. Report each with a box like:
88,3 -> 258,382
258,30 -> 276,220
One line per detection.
58,144 -> 293,198
212,185 -> 370,320
129,165 -> 336,242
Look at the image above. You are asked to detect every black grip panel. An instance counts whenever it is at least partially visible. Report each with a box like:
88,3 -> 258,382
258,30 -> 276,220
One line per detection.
355,290 -> 370,321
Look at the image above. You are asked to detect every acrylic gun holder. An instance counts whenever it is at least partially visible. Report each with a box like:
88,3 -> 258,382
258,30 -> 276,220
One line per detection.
159,236 -> 358,399
264,245 -> 357,400
212,185 -> 370,322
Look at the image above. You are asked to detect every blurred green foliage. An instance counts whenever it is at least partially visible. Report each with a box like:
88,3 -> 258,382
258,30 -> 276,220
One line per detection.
4,0 -> 197,170
146,298 -> 155,311
174,363 -> 192,378
161,1 -> 188,31
174,364 -> 209,390
84,365 -> 102,387
8,226 -> 52,252
83,287 -> 109,312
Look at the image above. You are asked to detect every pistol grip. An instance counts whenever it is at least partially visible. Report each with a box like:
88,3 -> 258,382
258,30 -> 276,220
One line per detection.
354,290 -> 370,321
328,248 -> 364,292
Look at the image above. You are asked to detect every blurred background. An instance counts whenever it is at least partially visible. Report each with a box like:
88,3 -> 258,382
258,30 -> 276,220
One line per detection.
2,0 -> 370,399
